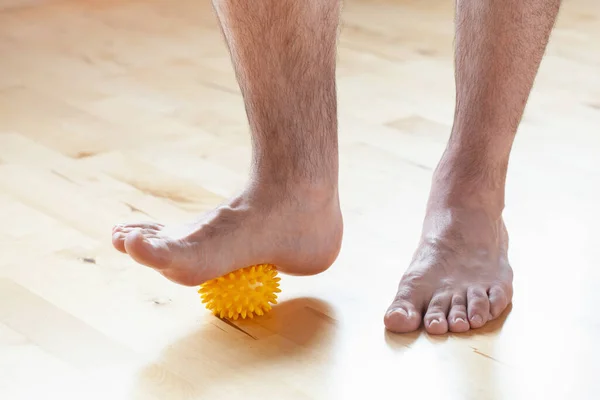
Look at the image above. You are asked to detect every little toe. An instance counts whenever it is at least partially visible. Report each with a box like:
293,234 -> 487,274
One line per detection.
447,293 -> 470,333
423,293 -> 452,335
467,287 -> 491,329
488,285 -> 511,319
384,298 -> 422,333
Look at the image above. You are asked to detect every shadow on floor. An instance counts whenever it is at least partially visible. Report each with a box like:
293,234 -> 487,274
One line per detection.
134,297 -> 337,399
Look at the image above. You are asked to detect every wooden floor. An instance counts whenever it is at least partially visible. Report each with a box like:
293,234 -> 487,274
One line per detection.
2,0 -> 600,399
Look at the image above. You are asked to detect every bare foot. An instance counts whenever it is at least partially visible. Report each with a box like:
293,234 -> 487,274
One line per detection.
382,0 -> 559,335
112,183 -> 343,286
384,182 -> 514,335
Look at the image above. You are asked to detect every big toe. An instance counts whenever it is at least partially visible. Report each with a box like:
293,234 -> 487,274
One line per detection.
384,297 -> 422,333
112,230 -> 128,253
112,223 -> 163,253
123,229 -> 172,269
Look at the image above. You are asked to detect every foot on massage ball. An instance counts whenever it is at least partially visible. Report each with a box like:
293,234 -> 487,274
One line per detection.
198,264 -> 282,320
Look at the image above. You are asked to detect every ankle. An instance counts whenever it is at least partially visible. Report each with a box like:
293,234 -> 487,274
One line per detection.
429,148 -> 507,217
252,150 -> 338,183
247,175 -> 339,210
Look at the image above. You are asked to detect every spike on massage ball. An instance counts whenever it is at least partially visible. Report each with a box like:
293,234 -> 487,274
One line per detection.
198,264 -> 282,320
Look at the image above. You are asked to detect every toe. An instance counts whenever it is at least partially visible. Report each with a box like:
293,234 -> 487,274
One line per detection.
488,285 -> 511,319
384,305 -> 422,333
423,292 -> 452,335
467,286 -> 491,329
113,225 -> 162,253
112,231 -> 128,253
447,293 -> 470,333
384,288 -> 424,333
124,229 -> 172,270
112,227 -> 138,251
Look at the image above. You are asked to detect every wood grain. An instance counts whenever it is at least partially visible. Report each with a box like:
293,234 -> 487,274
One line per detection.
1,0 -> 599,399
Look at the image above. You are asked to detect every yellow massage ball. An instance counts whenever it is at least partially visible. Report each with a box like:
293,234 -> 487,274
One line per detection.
198,264 -> 282,320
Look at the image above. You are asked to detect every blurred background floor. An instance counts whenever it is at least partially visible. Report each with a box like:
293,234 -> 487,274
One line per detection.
1,0 -> 599,399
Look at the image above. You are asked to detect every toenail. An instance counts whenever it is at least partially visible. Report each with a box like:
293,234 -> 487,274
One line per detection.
429,318 -> 439,325
471,315 -> 482,324
454,317 -> 466,324
388,308 -> 408,318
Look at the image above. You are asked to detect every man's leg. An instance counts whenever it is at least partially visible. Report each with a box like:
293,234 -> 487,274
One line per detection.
112,0 -> 343,286
385,0 -> 561,334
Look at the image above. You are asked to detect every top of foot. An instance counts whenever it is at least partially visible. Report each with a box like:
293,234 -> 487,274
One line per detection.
385,206 -> 513,335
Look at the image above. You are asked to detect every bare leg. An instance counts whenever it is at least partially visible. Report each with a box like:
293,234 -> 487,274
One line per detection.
113,0 -> 343,286
385,0 -> 561,334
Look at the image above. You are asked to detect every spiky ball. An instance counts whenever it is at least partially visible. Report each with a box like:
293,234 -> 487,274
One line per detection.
198,264 -> 281,320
